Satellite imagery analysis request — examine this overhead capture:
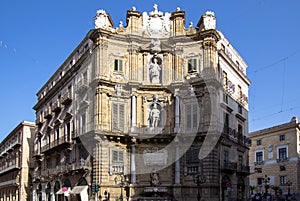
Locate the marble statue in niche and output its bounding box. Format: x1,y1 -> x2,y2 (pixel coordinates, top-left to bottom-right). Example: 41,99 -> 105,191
149,56 -> 162,84
149,103 -> 160,127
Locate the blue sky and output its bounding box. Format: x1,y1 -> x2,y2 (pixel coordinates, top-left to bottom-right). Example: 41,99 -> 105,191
0,0 -> 299,139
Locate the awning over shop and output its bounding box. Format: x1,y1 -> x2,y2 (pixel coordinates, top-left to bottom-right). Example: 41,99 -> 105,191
70,186 -> 88,201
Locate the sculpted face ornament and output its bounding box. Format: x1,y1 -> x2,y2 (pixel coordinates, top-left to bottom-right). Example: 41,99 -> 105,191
143,4 -> 171,38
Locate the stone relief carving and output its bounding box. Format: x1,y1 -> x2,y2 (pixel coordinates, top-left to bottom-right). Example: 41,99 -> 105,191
115,84 -> 122,96
203,11 -> 216,30
150,172 -> 161,187
95,10 -> 108,29
142,4 -> 170,38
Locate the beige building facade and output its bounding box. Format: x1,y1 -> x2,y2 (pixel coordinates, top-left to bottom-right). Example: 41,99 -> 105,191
32,5 -> 250,201
249,117 -> 300,197
0,121 -> 35,201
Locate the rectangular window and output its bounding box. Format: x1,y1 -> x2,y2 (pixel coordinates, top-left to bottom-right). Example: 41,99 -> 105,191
278,148 -> 287,159
238,104 -> 243,114
80,113 -> 86,134
223,93 -> 228,104
55,127 -> 60,140
188,58 -> 197,73
279,135 -> 285,141
186,103 -> 199,130
224,150 -> 229,162
280,176 -> 286,185
114,59 -> 123,72
238,155 -> 243,168
112,103 -> 125,131
256,152 -> 263,162
223,71 -> 228,87
110,150 -> 124,174
223,112 -> 229,131
185,148 -> 201,175
112,150 -> 124,163
257,140 -> 262,146
238,85 -> 242,99
65,121 -> 71,141
257,178 -> 263,185
280,166 -> 286,171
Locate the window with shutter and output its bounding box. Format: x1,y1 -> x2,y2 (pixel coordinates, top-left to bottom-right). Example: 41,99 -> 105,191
185,103 -> 199,131
112,103 -> 125,131
111,149 -> 124,174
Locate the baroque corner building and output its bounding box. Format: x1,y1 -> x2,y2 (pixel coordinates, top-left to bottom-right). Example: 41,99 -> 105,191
32,5 -> 251,201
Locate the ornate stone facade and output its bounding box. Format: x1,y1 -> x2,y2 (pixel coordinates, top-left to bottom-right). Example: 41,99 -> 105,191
32,5 -> 250,201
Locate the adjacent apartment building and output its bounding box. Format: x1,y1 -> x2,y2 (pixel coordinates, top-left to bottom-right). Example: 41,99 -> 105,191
249,117 -> 300,196
32,5 -> 251,201
0,121 -> 35,201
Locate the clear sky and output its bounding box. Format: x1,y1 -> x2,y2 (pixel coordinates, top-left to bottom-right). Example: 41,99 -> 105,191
0,0 -> 299,139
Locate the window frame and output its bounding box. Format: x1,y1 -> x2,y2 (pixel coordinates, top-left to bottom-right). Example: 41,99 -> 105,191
280,176 -> 286,185
187,58 -> 198,73
185,102 -> 199,131
185,148 -> 201,175
111,102 -> 126,132
277,146 -> 288,160
255,150 -> 264,162
279,134 -> 285,141
114,58 -> 124,72
257,139 -> 262,146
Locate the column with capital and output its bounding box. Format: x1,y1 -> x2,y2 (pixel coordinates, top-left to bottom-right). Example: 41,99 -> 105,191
174,95 -> 180,133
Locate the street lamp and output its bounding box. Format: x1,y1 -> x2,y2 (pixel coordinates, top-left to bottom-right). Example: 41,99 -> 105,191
263,175 -> 270,198
193,175 -> 206,201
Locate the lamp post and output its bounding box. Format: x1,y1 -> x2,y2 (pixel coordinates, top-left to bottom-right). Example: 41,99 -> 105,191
263,175 -> 270,198
193,175 -> 206,201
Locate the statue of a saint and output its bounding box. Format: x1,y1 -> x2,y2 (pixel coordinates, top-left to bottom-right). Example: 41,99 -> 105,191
149,57 -> 161,84
150,103 -> 160,127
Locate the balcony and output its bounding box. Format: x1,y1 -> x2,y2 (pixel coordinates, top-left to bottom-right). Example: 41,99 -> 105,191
254,161 -> 264,166
41,136 -> 71,154
221,161 -> 236,174
40,161 -> 91,178
44,107 -> 52,120
276,157 -> 289,163
236,165 -> 250,175
62,91 -> 72,105
0,164 -> 20,175
0,179 -> 17,187
51,100 -> 61,113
